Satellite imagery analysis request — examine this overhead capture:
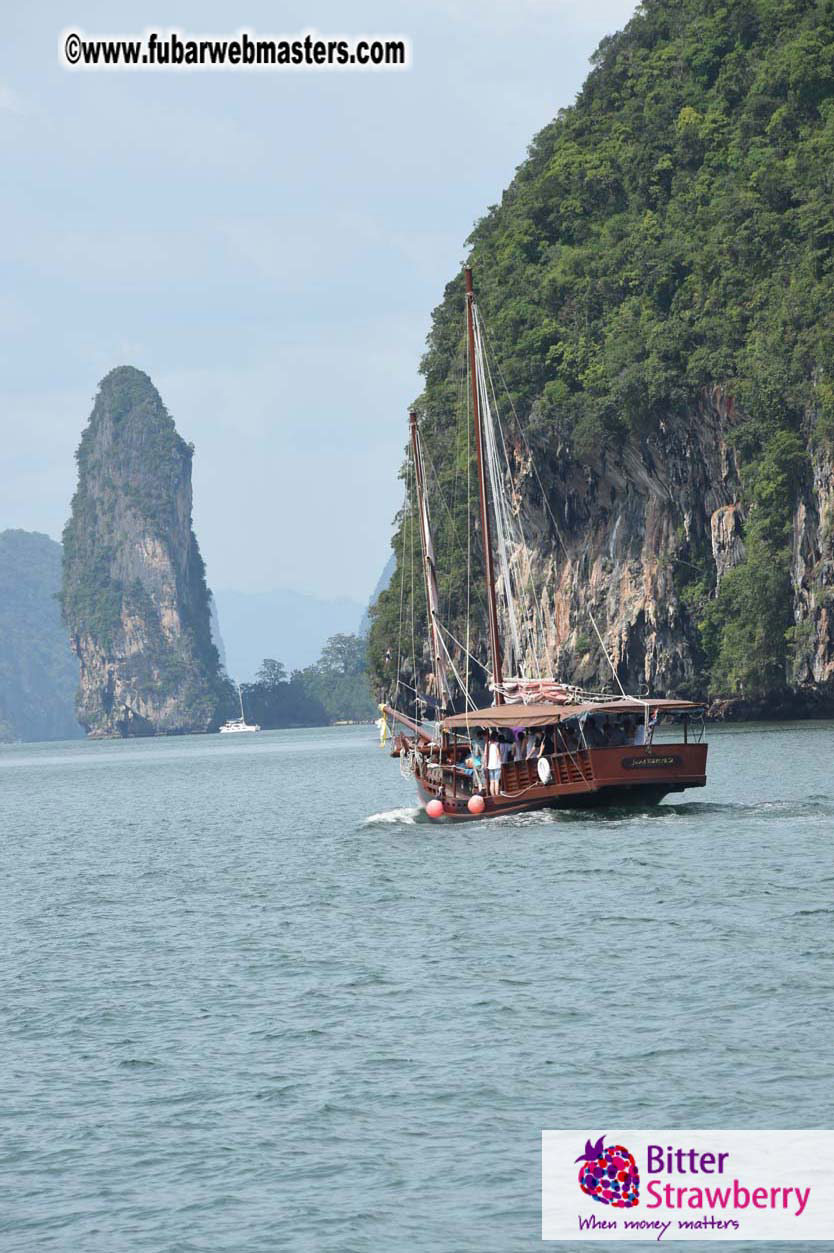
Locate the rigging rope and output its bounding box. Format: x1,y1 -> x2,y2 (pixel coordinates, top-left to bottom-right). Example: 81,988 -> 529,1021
480,315 -> 627,698
479,320 -> 550,675
475,308 -> 549,679
408,454 -> 419,720
413,421 -> 452,709
435,619 -> 478,712
474,307 -> 553,679
472,310 -> 525,672
464,347 -> 475,724
436,618 -> 490,675
445,348 -> 468,629
394,464 -> 408,706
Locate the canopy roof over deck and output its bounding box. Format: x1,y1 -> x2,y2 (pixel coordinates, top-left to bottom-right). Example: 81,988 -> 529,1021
440,698 -> 704,732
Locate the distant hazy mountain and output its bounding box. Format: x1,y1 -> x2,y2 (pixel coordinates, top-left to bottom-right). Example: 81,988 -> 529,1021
212,587 -> 364,681
209,593 -> 227,670
358,553 -> 396,637
0,530 -> 83,742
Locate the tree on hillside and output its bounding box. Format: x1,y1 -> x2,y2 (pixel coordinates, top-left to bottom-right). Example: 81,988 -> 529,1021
316,633 -> 367,677
301,633 -> 376,721
240,634 -> 374,727
255,658 -> 287,688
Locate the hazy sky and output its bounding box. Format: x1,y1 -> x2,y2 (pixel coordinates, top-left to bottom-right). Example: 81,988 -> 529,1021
2,0 -> 637,601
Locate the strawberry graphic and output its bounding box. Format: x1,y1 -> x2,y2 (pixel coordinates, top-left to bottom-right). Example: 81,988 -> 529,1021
576,1134 -> 640,1208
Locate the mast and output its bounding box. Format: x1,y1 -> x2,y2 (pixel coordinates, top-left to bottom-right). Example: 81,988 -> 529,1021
410,410 -> 452,711
464,266 -> 504,703
238,683 -> 245,721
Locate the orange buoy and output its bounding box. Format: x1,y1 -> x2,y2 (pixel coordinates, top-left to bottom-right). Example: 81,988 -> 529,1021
467,794 -> 485,815
426,798 -> 444,819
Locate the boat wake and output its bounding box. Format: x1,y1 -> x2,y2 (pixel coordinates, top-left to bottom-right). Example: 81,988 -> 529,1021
361,795 -> 834,832
362,806 -> 424,826
660,796 -> 834,819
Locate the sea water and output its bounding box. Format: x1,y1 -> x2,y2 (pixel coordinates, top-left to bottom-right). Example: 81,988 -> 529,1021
2,722 -> 834,1252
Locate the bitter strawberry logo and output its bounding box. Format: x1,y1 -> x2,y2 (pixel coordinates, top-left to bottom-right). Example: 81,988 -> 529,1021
576,1134 -> 640,1208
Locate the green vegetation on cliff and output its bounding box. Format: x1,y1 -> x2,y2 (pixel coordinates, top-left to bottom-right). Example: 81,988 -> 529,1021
370,0 -> 834,701
0,531 -> 82,742
700,429 -> 808,695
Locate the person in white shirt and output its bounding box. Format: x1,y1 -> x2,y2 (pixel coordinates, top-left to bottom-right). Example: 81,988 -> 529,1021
486,737 -> 502,796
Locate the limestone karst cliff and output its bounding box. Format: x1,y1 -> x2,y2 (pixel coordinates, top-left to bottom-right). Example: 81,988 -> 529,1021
368,0 -> 834,717
62,367 -> 228,736
489,387 -> 834,715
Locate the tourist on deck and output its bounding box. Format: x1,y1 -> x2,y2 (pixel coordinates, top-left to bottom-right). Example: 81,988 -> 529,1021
514,731 -> 527,761
526,733 -> 541,760
486,737 -> 502,797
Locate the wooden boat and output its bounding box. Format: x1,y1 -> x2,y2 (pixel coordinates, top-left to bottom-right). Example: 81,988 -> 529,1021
387,698 -> 707,819
380,267 -> 708,819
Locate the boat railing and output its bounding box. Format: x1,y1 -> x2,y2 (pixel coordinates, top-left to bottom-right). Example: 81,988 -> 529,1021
549,748 -> 594,786
500,749 -> 593,792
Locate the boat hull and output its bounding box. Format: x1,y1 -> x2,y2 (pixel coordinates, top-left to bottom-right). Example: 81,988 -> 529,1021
414,742 -> 707,821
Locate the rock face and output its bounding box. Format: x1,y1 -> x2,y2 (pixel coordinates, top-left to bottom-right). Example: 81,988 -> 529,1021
62,367 -> 227,736
0,530 -> 83,742
371,383 -> 834,718
508,388 -> 834,712
503,389 -> 738,698
792,443 -> 834,693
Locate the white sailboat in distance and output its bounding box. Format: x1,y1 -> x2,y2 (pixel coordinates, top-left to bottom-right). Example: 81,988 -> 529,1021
219,683 -> 261,734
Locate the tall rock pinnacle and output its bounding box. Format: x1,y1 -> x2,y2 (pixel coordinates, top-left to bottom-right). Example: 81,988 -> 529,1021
62,366 -> 227,736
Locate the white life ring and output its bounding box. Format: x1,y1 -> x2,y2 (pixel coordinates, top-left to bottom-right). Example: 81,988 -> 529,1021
537,756 -> 552,784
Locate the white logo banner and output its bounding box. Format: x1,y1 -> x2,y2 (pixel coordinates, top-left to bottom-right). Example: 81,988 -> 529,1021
542,1130 -> 834,1241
